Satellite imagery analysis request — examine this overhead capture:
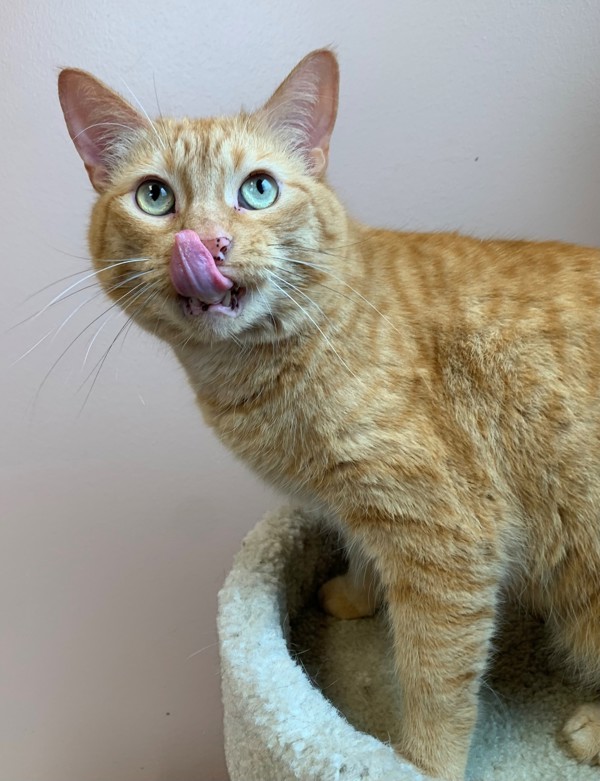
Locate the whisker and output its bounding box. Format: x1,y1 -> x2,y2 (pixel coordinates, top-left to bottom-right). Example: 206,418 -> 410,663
152,72 -> 176,160
52,289 -> 104,341
82,315 -> 115,367
10,258 -> 150,331
22,269 -> 95,304
78,287 -> 160,412
269,236 -> 375,257
278,255 -> 401,336
34,280 -> 151,403
81,285 -> 159,386
13,289 -> 106,364
269,278 -> 358,380
186,642 -> 218,661
23,256 -> 150,304
120,77 -> 167,152
10,328 -> 55,367
72,121 -> 144,141
50,270 -> 153,343
270,271 -> 342,344
152,72 -> 164,123
255,288 -> 279,358
79,321 -> 131,412
118,313 -> 139,357
35,241 -> 92,262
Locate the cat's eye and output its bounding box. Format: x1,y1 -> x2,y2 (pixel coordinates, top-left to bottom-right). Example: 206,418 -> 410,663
135,179 -> 176,216
238,173 -> 279,210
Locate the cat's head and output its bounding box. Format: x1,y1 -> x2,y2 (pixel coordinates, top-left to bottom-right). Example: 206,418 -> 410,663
58,50 -> 348,347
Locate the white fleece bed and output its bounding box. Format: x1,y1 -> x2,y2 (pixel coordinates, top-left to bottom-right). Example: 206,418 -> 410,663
218,506 -> 597,781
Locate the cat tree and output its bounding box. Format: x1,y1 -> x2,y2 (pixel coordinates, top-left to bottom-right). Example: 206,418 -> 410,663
218,506 -> 596,780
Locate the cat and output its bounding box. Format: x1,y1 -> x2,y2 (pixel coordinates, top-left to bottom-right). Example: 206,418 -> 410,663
58,49 -> 600,780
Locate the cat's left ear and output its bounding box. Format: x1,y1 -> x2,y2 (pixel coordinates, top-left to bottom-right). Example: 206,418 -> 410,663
260,49 -> 339,177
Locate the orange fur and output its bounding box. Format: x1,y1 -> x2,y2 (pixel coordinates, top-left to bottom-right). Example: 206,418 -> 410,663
59,51 -> 600,779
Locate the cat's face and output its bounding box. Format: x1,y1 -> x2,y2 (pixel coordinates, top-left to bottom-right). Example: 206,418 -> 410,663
59,50 -> 345,347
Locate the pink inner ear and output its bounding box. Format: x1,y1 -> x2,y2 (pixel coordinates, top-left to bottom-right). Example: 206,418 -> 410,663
58,69 -> 146,191
301,52 -> 339,150
261,49 -> 339,172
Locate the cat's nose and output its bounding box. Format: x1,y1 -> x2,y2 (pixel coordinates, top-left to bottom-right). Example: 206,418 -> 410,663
200,236 -> 232,263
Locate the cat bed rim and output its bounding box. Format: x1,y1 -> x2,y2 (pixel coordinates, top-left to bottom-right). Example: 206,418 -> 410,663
218,505 -> 427,781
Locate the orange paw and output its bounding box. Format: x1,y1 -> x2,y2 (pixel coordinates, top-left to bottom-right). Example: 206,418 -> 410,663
318,574 -> 377,619
562,703 -> 600,765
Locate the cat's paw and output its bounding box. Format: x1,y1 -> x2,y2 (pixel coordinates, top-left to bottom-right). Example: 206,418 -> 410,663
318,574 -> 377,619
562,703 -> 600,764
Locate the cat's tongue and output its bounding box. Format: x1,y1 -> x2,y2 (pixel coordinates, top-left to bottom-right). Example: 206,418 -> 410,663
170,229 -> 233,303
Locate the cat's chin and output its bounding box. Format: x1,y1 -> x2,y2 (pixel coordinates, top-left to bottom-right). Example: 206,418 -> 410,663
179,286 -> 246,320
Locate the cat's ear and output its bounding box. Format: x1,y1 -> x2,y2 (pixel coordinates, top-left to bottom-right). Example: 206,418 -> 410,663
260,49 -> 339,177
58,69 -> 147,192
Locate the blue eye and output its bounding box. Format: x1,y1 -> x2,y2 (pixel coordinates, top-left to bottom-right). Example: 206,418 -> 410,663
135,179 -> 175,215
238,173 -> 278,210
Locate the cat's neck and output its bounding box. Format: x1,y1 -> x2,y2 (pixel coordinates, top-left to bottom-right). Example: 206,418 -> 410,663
171,217 -> 421,405
173,330 -> 315,411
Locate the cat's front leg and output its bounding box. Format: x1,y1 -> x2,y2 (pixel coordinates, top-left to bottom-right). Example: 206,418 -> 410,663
357,516 -> 500,781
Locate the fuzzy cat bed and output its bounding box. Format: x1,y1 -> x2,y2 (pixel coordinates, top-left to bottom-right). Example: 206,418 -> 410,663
218,507 -> 597,781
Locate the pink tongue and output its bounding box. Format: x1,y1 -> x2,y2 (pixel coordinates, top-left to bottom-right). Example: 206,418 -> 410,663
170,229 -> 233,303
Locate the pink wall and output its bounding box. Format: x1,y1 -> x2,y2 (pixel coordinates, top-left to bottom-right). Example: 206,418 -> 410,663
2,2 -> 600,779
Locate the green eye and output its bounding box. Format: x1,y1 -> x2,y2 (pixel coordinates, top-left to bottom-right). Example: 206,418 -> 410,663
238,173 -> 278,210
135,179 -> 175,216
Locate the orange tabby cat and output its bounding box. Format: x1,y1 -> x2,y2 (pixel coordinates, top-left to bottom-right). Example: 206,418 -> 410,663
58,50 -> 600,780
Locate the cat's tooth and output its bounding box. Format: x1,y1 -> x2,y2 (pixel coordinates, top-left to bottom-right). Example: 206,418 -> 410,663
221,290 -> 232,307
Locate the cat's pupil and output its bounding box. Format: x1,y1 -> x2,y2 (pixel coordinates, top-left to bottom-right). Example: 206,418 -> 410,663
256,178 -> 267,195
149,183 -> 162,201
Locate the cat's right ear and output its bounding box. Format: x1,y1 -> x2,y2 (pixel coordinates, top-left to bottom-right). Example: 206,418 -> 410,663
58,69 -> 147,192
260,49 -> 340,177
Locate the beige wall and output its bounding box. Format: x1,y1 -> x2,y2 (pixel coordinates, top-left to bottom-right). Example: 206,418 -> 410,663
3,2 -> 600,779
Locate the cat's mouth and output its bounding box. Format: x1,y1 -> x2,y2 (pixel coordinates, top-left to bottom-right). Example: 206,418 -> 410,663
171,230 -> 246,320
179,285 -> 246,319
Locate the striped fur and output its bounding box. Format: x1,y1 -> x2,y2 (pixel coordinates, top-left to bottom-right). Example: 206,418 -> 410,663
61,50 -> 600,779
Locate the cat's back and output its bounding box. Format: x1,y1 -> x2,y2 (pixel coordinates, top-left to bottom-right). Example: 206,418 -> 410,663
365,227 -> 600,325
355,227 -> 600,395
348,227 -> 600,483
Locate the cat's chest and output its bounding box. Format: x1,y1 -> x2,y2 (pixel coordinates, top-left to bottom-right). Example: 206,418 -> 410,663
177,344 -> 349,492
202,380 -> 340,491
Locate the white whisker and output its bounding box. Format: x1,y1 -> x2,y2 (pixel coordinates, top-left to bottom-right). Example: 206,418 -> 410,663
72,121 -> 144,141
283,256 -> 401,336
269,277 -> 359,380
24,256 -> 149,304
270,270 -> 334,327
10,329 -> 54,366
35,279 -> 151,403
51,269 -> 153,343
83,315 -> 115,367
16,258 -> 149,329
120,77 -> 167,152
77,286 -> 160,411
22,269 -> 92,304
52,290 -> 104,341
186,642 -> 218,661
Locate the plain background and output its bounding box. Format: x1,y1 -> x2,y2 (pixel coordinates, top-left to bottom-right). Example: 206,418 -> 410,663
3,2 -> 600,780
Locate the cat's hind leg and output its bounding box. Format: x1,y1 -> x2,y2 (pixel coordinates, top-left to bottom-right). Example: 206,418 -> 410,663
319,544 -> 380,619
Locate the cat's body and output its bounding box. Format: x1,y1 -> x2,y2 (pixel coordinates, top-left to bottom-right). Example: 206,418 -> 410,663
59,51 -> 600,780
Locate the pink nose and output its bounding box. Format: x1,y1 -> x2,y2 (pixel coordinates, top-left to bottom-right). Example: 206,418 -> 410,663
201,236 -> 231,263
